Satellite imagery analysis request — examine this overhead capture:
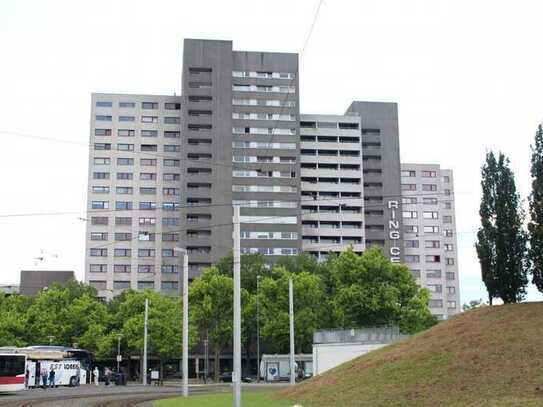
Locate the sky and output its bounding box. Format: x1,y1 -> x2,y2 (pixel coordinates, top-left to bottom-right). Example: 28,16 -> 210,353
1,0 -> 542,305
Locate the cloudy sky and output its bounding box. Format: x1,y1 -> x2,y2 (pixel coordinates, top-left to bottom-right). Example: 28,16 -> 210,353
1,0 -> 542,304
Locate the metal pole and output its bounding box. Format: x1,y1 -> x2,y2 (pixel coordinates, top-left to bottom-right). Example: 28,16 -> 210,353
117,335 -> 121,372
289,278 -> 295,385
233,205 -> 242,407
183,251 -> 189,398
204,336 -> 208,384
256,275 -> 260,383
143,298 -> 148,385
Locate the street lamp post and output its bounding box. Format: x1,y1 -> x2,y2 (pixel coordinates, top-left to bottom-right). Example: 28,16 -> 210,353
256,275 -> 261,383
116,334 -> 122,373
174,247 -> 189,398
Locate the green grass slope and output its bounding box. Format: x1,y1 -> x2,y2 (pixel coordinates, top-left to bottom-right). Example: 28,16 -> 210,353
281,302 -> 543,407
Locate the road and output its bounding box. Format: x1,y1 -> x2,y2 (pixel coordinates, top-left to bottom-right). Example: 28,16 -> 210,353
0,383 -> 286,407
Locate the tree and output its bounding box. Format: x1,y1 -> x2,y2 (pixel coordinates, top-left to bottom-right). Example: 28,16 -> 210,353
462,298 -> 488,311
259,267 -> 325,353
0,294 -> 32,346
190,267 -> 251,380
329,248 -> 436,334
216,252 -> 271,294
476,151 -> 528,304
529,125 -> 543,292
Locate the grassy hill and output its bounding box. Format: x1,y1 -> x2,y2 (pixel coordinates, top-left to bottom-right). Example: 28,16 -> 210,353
280,302 -> 543,407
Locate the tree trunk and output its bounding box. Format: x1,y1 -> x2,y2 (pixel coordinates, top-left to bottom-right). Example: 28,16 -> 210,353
489,295 -> 493,306
160,359 -> 164,385
213,348 -> 220,382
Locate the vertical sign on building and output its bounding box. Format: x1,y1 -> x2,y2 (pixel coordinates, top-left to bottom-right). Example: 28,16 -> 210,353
388,200 -> 401,262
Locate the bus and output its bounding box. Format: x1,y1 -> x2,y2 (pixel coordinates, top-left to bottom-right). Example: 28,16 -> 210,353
0,353 -> 26,392
0,346 -> 91,388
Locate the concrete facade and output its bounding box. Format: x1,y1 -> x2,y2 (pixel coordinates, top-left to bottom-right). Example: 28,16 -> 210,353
20,270 -> 75,296
401,163 -> 460,318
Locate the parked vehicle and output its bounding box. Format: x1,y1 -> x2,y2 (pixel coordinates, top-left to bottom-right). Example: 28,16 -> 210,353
0,353 -> 26,392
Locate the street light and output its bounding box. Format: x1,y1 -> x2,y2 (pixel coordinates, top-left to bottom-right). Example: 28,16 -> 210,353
174,247 -> 189,398
256,275 -> 261,383
116,334 -> 123,373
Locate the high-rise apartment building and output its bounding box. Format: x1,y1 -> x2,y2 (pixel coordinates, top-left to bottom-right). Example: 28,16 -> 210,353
400,164 -> 460,318
85,39 -> 460,314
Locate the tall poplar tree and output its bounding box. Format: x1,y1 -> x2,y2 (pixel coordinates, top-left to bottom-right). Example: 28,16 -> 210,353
476,151 -> 528,303
529,125 -> 543,292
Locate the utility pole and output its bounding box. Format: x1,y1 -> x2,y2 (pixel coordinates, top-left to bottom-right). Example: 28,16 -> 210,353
182,250 -> 189,398
233,205 -> 242,407
289,278 -> 295,385
174,247 -> 190,398
203,335 -> 209,384
116,334 -> 122,373
256,275 -> 261,383
143,298 -> 148,385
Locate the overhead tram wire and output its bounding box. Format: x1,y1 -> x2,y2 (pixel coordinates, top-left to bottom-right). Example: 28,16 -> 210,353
0,190 -> 460,219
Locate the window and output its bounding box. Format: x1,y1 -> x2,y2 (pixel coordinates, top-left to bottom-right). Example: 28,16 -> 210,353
114,248 -> 131,257
119,116 -> 135,122
401,170 -> 416,177
142,102 -> 158,109
162,233 -> 179,242
91,201 -> 109,209
411,269 -> 421,278
426,255 -> 441,263
404,240 -> 419,248
422,184 -> 437,191
117,143 -> 134,151
401,184 -> 416,191
164,159 -> 180,167
163,217 -> 179,226
91,216 -> 108,225
446,258 -> 455,265
443,176 -> 450,183
117,172 -> 133,180
96,101 -> 112,107
118,129 -> 135,137
164,131 -> 180,138
141,116 -> 158,123
165,102 -> 181,110
162,281 -> 178,290
429,300 -> 443,308
114,232 -> 132,241
138,265 -> 155,273
140,187 -> 156,195
162,202 -> 180,211
115,217 -> 132,225
446,272 -> 455,280
117,158 -> 134,166
447,286 -> 456,294
140,130 -> 157,138
444,189 -> 451,196
90,248 -> 107,257
424,226 -> 440,234
443,215 -> 453,223
92,186 -> 110,194
96,115 -> 112,121
114,264 -> 131,273
447,301 -> 457,309
140,159 -> 157,166
445,243 -> 454,251
404,225 -> 419,234
95,129 -> 112,136
94,143 -> 111,150
162,249 -> 176,257
402,197 -> 417,204
115,201 -> 133,210
444,229 -> 453,237
423,211 -> 439,219
427,270 -> 442,278
402,211 -> 418,219
136,281 -> 154,290
163,173 -> 180,181
162,265 -> 179,273
423,198 -> 438,205
425,240 -> 440,248
138,249 -> 155,258
422,170 -> 437,177
163,188 -> 179,196
119,101 -> 136,108
141,144 -> 158,152
164,117 -> 180,124
139,217 -> 156,225
428,284 -> 442,293
90,232 -> 107,241
90,264 -> 107,273
93,157 -> 110,165
89,280 -> 107,289
164,145 -> 180,152
444,202 -> 452,209
140,172 -> 157,180
405,255 -> 420,263
139,202 -> 156,210
113,281 -> 130,290
116,186 -> 133,195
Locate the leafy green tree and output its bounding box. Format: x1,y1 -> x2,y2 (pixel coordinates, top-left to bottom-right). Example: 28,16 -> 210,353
476,151 -> 528,304
462,298 -> 488,311
259,267 -> 325,353
529,125 -> 543,292
216,252 -> 271,294
328,248 -> 436,334
0,294 -> 33,346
